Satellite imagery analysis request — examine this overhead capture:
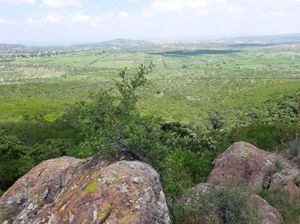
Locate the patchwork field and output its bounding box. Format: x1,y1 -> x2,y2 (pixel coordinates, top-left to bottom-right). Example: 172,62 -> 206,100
1,42 -> 300,130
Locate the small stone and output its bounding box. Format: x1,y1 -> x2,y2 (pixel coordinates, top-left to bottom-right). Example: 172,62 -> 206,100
132,177 -> 139,184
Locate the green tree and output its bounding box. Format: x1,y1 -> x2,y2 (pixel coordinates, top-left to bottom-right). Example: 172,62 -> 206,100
0,135 -> 33,191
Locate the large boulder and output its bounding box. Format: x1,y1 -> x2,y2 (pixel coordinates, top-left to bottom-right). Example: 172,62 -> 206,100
208,142 -> 280,192
0,156 -> 82,223
0,155 -> 170,224
174,142 -> 289,224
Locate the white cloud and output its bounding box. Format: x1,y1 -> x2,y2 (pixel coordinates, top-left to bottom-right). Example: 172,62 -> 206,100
140,8 -> 155,18
45,14 -> 101,26
152,0 -> 184,11
0,0 -> 35,4
43,0 -> 82,8
146,0 -> 258,16
72,14 -> 102,26
187,0 -> 209,9
150,0 -> 286,12
151,0 -> 214,11
0,18 -> 19,24
118,11 -> 129,18
46,15 -> 68,22
71,14 -> 91,23
27,17 -> 37,24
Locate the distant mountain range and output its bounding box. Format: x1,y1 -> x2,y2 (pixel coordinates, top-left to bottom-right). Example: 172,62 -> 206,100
72,38 -> 156,49
1,34 -> 300,50
225,33 -> 300,44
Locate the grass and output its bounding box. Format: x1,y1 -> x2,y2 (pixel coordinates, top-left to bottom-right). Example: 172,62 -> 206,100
1,44 -> 300,132
260,190 -> 300,224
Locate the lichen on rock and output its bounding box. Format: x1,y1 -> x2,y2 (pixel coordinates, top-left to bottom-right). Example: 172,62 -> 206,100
0,155 -> 170,224
207,141 -> 281,192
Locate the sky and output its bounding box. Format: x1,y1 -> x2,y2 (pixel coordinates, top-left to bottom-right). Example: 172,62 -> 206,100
0,0 -> 300,45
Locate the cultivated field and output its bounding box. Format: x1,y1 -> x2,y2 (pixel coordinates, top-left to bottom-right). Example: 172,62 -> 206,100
1,41 -> 300,130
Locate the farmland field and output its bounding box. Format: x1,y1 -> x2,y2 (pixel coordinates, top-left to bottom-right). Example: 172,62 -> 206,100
1,41 -> 300,129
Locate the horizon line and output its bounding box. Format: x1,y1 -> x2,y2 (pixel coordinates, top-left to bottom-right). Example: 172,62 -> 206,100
1,32 -> 300,47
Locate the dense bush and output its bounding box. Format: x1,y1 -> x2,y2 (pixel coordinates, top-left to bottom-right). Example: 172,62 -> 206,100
30,139 -> 75,163
225,122 -> 300,151
0,118 -> 78,146
288,139 -> 300,157
0,135 -> 33,191
202,187 -> 258,224
260,190 -> 300,224
170,187 -> 258,224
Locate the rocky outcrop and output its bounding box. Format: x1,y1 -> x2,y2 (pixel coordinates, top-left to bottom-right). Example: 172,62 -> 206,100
208,141 -> 281,192
0,155 -> 170,224
176,142 -> 297,224
207,142 -> 300,199
0,157 -> 82,224
1,141 -> 299,224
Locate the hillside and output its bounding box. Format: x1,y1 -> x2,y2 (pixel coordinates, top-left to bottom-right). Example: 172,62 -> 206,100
225,33 -> 300,44
0,38 -> 300,223
71,39 -> 157,51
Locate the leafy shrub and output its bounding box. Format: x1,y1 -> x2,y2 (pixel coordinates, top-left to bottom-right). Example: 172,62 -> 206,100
288,140 -> 300,157
169,202 -> 201,224
0,118 -> 77,146
161,149 -> 204,197
62,64 -> 155,158
227,122 -> 300,151
208,112 -> 225,131
274,159 -> 284,173
202,187 -> 258,224
160,133 -> 216,198
260,190 -> 300,224
265,95 -> 299,123
171,187 -> 258,224
31,139 -> 75,163
0,135 -> 33,190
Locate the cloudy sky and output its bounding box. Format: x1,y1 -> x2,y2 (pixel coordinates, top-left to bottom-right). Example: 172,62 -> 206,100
0,0 -> 300,44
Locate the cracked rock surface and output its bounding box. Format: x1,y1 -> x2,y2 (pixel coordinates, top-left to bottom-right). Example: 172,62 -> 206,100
177,142 -> 300,224
208,141 -> 281,192
0,155 -> 170,224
